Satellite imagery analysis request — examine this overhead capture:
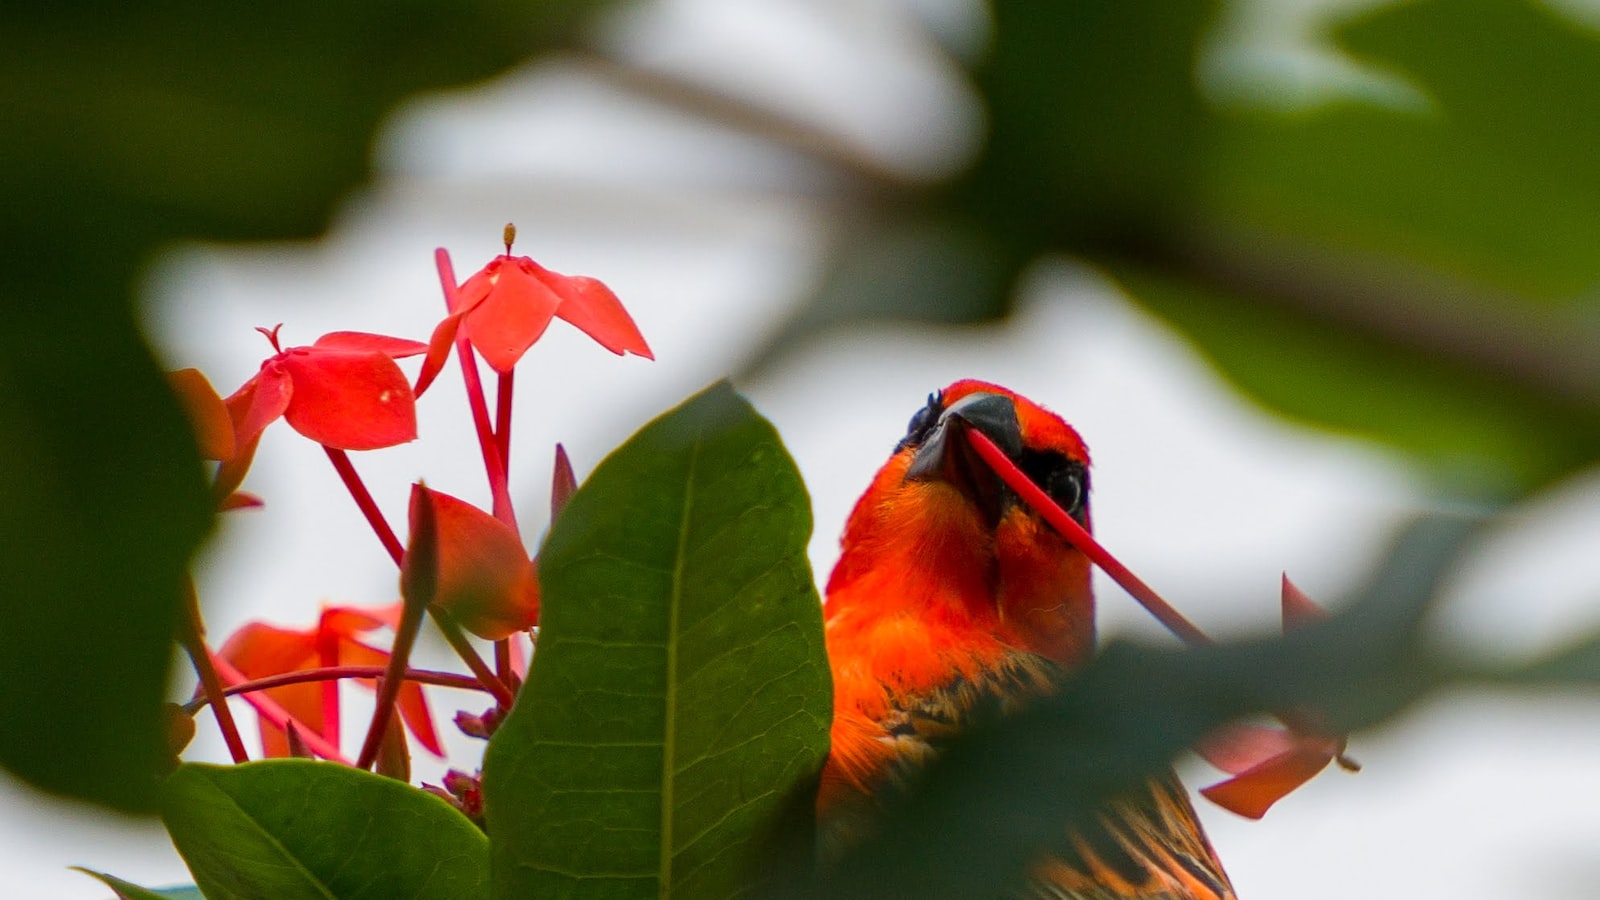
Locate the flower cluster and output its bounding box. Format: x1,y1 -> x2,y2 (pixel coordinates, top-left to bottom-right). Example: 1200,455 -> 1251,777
170,226 -> 649,776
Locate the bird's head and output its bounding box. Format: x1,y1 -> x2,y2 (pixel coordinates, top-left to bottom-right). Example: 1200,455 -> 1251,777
827,380 -> 1095,666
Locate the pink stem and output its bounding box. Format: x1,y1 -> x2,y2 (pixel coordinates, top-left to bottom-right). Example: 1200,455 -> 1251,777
432,609 -> 517,709
211,654 -> 352,765
183,665 -> 487,713
434,249 -> 518,532
964,429 -> 1213,648
323,446 -> 404,566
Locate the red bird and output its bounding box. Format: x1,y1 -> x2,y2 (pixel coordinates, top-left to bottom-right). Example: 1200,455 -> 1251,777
820,380 -> 1234,899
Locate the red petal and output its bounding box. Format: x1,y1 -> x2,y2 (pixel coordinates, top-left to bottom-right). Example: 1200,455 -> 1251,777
408,485 -> 537,640
1282,574 -> 1329,632
313,331 -> 428,359
167,368 -> 235,460
451,258 -> 497,315
540,266 -> 653,359
413,311 -> 463,398
226,365 -> 293,448
317,604 -> 388,641
462,259 -> 561,373
213,432 -> 261,507
1196,723 -> 1300,775
278,349 -> 418,450
1200,737 -> 1340,819
215,622 -> 321,757
219,491 -> 264,511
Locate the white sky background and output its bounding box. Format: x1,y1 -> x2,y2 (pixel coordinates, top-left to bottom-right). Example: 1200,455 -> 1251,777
7,0 -> 1600,896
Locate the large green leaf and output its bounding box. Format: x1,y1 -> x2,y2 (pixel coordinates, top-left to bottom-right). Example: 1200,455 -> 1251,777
484,381 -> 831,899
0,0 -> 621,811
162,760 -> 489,900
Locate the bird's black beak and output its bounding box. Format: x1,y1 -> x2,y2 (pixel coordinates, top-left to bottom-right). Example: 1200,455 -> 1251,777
905,392 -> 1022,524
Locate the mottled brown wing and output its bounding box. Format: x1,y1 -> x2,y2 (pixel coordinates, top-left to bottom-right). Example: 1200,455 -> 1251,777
868,651 -> 1235,900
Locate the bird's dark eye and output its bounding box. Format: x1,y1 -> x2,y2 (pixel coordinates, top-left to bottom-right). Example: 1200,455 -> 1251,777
1017,450 -> 1088,521
896,390 -> 945,452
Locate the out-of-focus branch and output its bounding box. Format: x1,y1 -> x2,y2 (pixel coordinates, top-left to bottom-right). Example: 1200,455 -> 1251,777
568,49 -> 916,192
1134,224 -> 1600,407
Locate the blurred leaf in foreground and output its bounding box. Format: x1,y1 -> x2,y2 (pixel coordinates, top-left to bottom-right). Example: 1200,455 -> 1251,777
802,515 -> 1474,899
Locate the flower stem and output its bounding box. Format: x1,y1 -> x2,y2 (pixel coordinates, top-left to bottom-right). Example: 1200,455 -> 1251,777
495,638 -> 513,690
182,665 -> 486,715
964,428 -> 1212,647
357,583 -> 431,771
431,609 -> 516,709
323,446 -> 404,566
210,654 -> 351,764
435,249 -> 519,532
496,370 -> 514,480
176,578 -> 249,763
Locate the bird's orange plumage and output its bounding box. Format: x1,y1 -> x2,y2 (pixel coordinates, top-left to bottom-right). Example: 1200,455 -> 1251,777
819,380 -> 1234,899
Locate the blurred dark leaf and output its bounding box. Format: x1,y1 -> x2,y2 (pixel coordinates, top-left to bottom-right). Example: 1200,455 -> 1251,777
753,0 -> 1600,491
801,514 -> 1474,899
0,0 -> 623,811
163,760 -> 488,899
1205,0 -> 1600,298
1109,263 -> 1600,490
1509,632 -> 1600,685
484,382 -> 831,899
955,0 -> 1219,242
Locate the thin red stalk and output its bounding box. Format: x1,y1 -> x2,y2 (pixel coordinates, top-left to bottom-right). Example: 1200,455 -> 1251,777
435,249 -> 518,531
177,579 -> 249,763
496,370 -> 514,478
431,608 -> 516,709
357,591 -> 431,771
182,665 -> 487,714
495,638 -> 513,690
965,428 -> 1213,648
316,627 -> 340,749
211,654 -> 351,765
323,446 -> 404,565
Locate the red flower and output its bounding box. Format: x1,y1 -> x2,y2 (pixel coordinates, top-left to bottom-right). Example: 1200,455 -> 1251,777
405,485 -> 538,641
1196,576 -> 1352,818
416,239 -> 651,390
227,326 -> 427,451
167,368 -> 264,510
215,603 -> 443,759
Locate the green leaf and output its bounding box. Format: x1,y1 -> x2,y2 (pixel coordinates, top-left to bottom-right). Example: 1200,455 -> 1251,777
74,868 -> 205,900
162,760 -> 489,900
0,0 -> 623,812
485,381 -> 831,900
